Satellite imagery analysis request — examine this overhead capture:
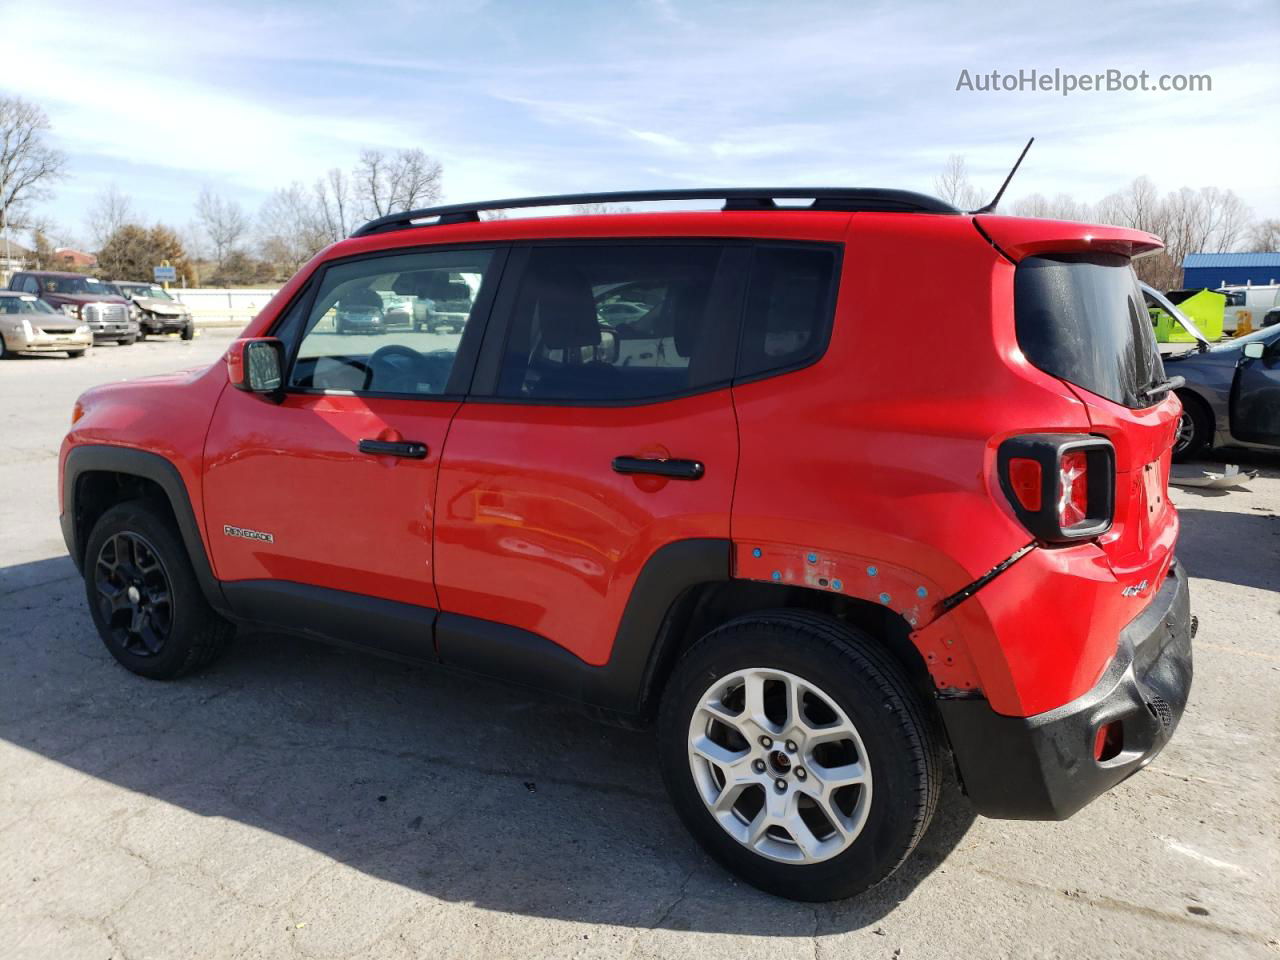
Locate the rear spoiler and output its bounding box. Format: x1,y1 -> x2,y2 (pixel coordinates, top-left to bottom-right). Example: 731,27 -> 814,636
974,215 -> 1163,262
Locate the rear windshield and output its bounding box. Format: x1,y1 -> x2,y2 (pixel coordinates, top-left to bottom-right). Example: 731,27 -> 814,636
1015,253 -> 1165,408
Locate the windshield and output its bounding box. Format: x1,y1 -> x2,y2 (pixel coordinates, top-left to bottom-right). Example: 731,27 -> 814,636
1015,253 -> 1166,408
123,284 -> 172,300
40,276 -> 113,296
0,296 -> 57,315
1212,325 -> 1280,352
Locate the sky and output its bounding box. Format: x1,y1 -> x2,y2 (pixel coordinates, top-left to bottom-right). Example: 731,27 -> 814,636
3,0 -> 1278,248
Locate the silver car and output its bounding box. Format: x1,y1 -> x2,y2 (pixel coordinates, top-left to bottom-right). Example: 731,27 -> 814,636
1146,284 -> 1280,460
0,291 -> 93,359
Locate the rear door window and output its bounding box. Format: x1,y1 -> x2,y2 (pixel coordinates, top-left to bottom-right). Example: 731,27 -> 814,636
1015,253 -> 1166,408
495,244 -> 738,403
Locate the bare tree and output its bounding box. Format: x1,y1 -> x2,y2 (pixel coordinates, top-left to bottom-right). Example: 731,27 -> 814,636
196,187 -> 250,268
314,167 -> 352,242
1246,218 -> 1280,253
258,183 -> 329,276
570,203 -> 634,215
0,96 -> 68,240
86,183 -> 134,251
1010,193 -> 1094,222
354,148 -> 443,219
933,154 -> 983,210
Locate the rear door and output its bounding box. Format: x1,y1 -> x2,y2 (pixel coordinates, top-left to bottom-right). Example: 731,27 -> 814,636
1230,329 -> 1280,445
432,242 -> 744,668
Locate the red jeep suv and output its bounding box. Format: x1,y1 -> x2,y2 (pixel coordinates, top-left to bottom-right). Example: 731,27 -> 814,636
60,188 -> 1192,901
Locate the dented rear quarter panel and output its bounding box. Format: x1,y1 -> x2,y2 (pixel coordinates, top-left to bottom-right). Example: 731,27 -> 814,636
729,213 -> 1129,716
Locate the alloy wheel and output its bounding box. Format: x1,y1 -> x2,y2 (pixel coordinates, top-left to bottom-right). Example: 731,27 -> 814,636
1175,411 -> 1195,454
93,532 -> 174,656
686,667 -> 872,864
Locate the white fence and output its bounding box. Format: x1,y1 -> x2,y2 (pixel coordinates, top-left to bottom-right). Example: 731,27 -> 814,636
170,288 -> 281,327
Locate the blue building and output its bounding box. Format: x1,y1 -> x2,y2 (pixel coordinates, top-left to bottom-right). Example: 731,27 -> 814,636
1182,253 -> 1280,289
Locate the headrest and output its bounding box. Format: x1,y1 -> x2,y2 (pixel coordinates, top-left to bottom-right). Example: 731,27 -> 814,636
530,262 -> 600,350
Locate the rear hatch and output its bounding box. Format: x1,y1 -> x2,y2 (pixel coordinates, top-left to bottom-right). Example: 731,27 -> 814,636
992,225 -> 1180,598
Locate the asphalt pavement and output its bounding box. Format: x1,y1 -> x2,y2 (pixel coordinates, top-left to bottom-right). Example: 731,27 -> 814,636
0,330 -> 1277,959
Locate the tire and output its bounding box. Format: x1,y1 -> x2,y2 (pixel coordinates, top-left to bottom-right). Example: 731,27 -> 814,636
68,350 -> 86,358
1173,391 -> 1213,462
119,336 -> 137,346
83,501 -> 235,680
658,610 -> 940,901
0,335 -> 10,359
181,323 -> 194,341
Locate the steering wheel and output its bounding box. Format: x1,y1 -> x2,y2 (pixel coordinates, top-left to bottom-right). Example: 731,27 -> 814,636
366,343 -> 427,393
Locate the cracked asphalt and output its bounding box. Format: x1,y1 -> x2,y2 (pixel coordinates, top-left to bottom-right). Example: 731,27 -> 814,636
1,330 -> 1277,959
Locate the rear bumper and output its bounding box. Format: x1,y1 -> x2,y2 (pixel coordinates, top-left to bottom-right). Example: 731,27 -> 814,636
938,559 -> 1192,820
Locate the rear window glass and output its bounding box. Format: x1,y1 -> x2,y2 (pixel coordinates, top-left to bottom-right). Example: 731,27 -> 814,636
737,246 -> 839,380
1015,253 -> 1165,408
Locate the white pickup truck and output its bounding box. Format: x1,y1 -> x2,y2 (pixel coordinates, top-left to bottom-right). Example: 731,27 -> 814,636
1217,284 -> 1280,333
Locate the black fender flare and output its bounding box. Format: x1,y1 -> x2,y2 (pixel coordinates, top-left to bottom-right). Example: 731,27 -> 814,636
62,444 -> 230,616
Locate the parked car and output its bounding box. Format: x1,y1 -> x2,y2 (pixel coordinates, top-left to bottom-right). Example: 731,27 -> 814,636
1152,286 -> 1280,459
61,188 -> 1192,902
1216,284 -> 1280,334
333,287 -> 386,334
111,281 -> 195,340
398,271 -> 473,333
7,271 -> 138,345
0,291 -> 93,358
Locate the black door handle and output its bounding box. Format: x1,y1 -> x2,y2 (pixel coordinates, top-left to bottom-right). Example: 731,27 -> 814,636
612,456 -> 705,480
359,439 -> 428,459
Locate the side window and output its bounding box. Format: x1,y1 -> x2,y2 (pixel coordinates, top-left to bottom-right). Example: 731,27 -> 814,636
737,246 -> 839,380
496,245 -> 732,402
22,276 -> 40,295
289,248 -> 495,396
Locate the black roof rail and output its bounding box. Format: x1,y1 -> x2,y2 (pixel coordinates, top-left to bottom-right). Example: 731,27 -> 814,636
350,187 -> 959,237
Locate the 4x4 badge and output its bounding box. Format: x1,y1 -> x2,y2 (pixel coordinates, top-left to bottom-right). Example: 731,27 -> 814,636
1121,579 -> 1149,597
223,524 -> 274,544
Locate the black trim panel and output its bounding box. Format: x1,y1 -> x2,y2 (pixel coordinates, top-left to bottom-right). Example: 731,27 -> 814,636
222,580 -> 437,661
435,538 -> 731,715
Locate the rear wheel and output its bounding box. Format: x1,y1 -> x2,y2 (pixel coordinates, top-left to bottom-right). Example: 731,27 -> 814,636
84,501 -> 234,679
1173,391 -> 1213,462
0,336 -> 10,359
658,610 -> 939,901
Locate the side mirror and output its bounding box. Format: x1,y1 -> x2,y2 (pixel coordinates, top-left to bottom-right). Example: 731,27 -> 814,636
227,338 -> 285,397
1242,341 -> 1265,360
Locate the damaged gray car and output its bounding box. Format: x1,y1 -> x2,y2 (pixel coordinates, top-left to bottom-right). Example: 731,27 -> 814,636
1145,283 -> 1280,461
110,282 -> 195,340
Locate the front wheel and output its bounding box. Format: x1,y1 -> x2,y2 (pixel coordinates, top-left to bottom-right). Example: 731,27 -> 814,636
119,335 -> 137,346
1173,391 -> 1213,462
84,501 -> 235,679
658,610 -> 940,901
68,349 -> 87,358
181,323 -> 194,341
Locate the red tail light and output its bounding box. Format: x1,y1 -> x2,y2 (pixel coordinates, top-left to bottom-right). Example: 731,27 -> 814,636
1008,458 -> 1043,511
998,435 -> 1115,543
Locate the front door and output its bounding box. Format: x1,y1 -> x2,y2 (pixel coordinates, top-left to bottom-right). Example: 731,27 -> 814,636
433,242 -> 744,667
1231,329 -> 1280,446
203,246 -> 505,634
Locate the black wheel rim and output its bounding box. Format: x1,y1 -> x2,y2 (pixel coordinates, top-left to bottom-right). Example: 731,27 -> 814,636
94,532 -> 174,656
